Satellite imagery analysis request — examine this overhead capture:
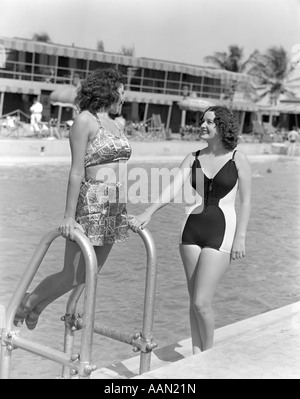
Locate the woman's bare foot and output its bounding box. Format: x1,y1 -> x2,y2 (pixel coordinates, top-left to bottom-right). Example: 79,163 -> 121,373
25,309 -> 40,330
13,293 -> 31,327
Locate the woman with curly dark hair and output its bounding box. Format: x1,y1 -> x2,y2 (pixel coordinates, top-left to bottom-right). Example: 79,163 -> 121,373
14,68 -> 132,329
130,105 -> 252,353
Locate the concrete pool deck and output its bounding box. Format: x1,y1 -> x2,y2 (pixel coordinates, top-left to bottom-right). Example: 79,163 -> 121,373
91,301 -> 300,379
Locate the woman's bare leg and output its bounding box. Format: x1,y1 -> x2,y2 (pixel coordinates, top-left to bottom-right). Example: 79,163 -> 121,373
179,243 -> 204,353
193,248 -> 231,350
15,241 -> 112,328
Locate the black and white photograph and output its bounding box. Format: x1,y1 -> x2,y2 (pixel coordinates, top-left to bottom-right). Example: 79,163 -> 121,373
0,0 -> 299,383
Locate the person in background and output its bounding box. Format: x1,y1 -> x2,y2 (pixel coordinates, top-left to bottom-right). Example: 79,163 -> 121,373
30,97 -> 43,134
48,118 -> 62,139
287,126 -> 299,156
130,106 -> 252,353
13,68 -> 131,330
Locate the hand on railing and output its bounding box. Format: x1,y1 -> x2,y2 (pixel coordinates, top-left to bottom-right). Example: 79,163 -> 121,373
58,217 -> 85,241
128,213 -> 152,232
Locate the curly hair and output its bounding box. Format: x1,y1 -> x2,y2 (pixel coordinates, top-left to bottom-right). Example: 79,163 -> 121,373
202,106 -> 240,150
76,68 -> 126,114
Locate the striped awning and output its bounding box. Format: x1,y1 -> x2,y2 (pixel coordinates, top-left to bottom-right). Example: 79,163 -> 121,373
0,36 -> 253,84
177,97 -> 214,111
124,91 -> 174,105
229,100 -> 259,112
49,87 -> 174,107
257,107 -> 280,116
257,102 -> 300,114
0,78 -> 40,95
177,96 -> 258,112
272,102 -> 300,114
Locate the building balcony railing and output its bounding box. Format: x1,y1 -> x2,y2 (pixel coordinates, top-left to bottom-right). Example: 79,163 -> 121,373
0,69 -> 224,101
0,58 -> 228,100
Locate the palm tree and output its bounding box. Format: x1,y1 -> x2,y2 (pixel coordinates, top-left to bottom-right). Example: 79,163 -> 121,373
204,45 -> 296,105
204,45 -> 256,73
32,33 -> 51,42
247,46 -> 295,105
96,40 -> 105,52
120,45 -> 135,57
204,45 -> 258,102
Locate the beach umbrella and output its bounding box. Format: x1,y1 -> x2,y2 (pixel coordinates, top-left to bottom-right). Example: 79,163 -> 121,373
177,96 -> 215,128
50,86 -> 78,108
50,85 -> 79,126
177,97 -> 214,112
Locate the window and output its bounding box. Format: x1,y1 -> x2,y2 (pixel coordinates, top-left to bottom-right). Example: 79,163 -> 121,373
202,77 -> 222,98
165,71 -> 181,95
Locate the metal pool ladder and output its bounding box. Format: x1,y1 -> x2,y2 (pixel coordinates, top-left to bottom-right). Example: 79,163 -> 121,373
0,227 -> 158,379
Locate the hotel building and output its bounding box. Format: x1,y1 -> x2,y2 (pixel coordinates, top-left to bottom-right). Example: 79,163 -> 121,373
0,36 -> 258,134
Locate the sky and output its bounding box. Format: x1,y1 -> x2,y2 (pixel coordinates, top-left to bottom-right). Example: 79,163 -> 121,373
0,0 -> 300,66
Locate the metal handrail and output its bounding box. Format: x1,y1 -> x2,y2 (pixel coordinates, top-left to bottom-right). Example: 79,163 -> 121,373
137,227 -> 158,373
0,229 -> 98,379
0,226 -> 158,379
61,226 -> 158,378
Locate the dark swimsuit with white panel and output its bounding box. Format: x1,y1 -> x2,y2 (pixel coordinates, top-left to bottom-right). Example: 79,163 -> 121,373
75,115 -> 132,246
180,149 -> 238,253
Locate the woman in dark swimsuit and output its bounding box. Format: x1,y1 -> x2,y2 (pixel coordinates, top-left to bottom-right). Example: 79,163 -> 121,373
130,106 -> 252,353
14,68 -> 131,329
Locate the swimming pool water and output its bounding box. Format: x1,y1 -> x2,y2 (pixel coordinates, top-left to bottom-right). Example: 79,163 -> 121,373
0,157 -> 299,378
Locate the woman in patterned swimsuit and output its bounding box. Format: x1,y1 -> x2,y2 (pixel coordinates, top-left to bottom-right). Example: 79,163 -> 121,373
130,106 -> 252,353
14,68 -> 131,329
